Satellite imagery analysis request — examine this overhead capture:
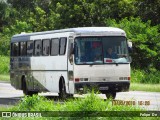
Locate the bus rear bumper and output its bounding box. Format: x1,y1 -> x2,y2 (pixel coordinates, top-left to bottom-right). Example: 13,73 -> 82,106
75,81 -> 130,93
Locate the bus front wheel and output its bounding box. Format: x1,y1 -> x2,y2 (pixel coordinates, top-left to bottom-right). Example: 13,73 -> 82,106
59,79 -> 67,100
105,92 -> 116,99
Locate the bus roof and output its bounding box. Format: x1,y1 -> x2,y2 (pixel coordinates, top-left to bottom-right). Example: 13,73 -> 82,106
12,27 -> 125,38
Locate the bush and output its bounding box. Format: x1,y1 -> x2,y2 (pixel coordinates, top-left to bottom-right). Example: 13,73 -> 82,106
131,69 -> 160,84
0,55 -> 9,74
0,35 -> 10,56
10,95 -> 54,111
8,93 -> 143,119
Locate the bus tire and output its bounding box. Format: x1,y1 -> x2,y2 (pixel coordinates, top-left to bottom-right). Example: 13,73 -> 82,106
59,79 -> 67,100
22,77 -> 29,95
105,92 -> 116,99
22,77 -> 37,96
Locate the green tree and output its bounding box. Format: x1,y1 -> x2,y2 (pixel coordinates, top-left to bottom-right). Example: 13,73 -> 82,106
0,0 -> 11,32
49,0 -> 136,28
0,33 -> 10,55
6,0 -> 58,32
135,0 -> 160,25
0,0 -> 159,71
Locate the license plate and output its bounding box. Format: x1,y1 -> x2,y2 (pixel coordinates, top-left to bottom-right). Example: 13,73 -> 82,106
99,86 -> 109,90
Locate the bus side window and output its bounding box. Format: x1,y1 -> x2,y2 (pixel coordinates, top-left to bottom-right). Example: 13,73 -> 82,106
12,42 -> 19,56
27,41 -> 33,56
20,42 -> 26,56
51,38 -> 59,56
60,37 -> 67,55
34,40 -> 42,56
42,39 -> 50,56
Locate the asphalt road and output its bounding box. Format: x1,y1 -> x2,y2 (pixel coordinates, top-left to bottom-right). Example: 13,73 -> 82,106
0,82 -> 159,110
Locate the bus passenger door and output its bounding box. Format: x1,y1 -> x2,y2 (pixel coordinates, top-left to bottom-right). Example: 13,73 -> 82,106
67,38 -> 74,94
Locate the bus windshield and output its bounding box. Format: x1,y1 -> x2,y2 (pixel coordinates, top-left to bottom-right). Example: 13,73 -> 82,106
75,36 -> 130,64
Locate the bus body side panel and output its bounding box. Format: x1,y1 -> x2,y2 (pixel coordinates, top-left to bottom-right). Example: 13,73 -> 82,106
28,32 -> 71,93
10,57 -> 34,90
30,56 -> 68,93
10,32 -> 73,94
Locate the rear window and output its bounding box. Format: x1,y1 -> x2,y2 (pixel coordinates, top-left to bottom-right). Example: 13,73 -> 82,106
11,42 -> 19,56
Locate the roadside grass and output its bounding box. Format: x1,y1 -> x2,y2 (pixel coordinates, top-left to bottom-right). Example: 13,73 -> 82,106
0,105 -> 13,112
10,92 -> 142,112
0,92 -> 149,120
130,69 -> 160,92
131,69 -> 160,84
0,55 -> 10,82
130,83 -> 160,92
0,74 -> 10,82
0,93 -> 159,120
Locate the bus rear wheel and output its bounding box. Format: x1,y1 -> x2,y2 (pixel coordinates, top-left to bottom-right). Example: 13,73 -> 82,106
105,92 -> 116,99
22,78 -> 37,96
59,79 -> 67,100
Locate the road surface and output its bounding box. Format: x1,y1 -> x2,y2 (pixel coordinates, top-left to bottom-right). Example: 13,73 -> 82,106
0,82 -> 159,110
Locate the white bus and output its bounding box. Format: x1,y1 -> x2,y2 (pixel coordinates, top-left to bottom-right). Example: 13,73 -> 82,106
10,27 -> 131,99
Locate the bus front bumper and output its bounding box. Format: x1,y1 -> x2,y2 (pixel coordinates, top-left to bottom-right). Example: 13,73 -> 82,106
75,81 -> 130,93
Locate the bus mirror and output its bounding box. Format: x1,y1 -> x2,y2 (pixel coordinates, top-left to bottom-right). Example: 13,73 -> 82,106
127,41 -> 132,53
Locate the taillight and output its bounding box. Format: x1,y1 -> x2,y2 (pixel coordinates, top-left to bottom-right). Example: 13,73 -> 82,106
128,77 -> 130,80
75,78 -> 80,82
